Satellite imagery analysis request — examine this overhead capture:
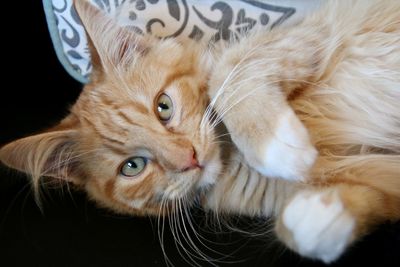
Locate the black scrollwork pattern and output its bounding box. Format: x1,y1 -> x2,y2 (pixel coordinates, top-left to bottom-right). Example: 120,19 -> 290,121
193,2 -> 234,42
48,0 -> 320,82
145,0 -> 189,38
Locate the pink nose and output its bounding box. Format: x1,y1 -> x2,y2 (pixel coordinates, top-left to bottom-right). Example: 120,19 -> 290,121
181,150 -> 201,172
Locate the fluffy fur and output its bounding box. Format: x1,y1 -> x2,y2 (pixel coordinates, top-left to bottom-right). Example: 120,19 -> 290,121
1,0 -> 399,263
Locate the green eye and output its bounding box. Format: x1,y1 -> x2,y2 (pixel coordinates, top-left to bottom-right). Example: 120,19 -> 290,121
120,157 -> 147,177
156,93 -> 174,122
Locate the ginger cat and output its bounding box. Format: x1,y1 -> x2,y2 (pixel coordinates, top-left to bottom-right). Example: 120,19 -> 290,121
1,0 -> 399,263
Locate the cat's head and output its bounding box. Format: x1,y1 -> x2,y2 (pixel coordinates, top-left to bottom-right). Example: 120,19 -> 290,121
0,1 -> 221,216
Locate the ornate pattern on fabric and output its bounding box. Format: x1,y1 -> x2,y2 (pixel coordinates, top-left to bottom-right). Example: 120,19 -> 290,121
46,0 -> 322,83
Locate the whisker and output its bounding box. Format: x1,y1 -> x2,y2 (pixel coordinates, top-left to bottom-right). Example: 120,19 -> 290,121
170,200 -> 202,267
200,42 -> 268,135
181,197 -> 232,262
157,198 -> 174,267
178,198 -> 219,265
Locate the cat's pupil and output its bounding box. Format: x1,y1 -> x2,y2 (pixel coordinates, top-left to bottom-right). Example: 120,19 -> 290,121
158,103 -> 169,110
128,161 -> 137,169
121,157 -> 146,177
156,93 -> 174,122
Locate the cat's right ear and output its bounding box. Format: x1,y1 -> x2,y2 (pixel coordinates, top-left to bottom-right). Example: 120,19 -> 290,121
74,0 -> 148,75
0,115 -> 85,192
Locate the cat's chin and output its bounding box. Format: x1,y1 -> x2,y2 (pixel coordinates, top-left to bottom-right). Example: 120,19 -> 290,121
196,148 -> 222,190
166,158 -> 221,204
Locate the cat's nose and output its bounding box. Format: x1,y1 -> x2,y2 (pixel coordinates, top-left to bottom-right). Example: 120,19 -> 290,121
181,148 -> 201,172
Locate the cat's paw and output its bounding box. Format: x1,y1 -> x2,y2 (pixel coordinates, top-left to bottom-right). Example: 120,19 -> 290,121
276,190 -> 355,263
256,109 -> 317,181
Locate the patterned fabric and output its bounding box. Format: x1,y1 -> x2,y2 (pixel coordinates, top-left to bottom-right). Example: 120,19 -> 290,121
43,0 -> 322,84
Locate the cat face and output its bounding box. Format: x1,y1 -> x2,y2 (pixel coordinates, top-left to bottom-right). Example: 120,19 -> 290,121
0,1 -> 221,216
77,52 -> 220,215
77,41 -> 221,215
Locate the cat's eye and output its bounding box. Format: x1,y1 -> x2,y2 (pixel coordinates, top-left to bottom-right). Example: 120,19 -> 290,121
120,157 -> 147,177
156,93 -> 174,122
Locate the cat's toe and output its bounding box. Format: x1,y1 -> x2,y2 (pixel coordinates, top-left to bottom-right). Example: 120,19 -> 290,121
278,190 -> 355,263
257,109 -> 317,181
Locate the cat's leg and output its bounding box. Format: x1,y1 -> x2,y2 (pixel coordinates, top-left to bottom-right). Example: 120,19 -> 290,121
207,8 -> 354,181
275,183 -> 400,263
208,45 -> 318,181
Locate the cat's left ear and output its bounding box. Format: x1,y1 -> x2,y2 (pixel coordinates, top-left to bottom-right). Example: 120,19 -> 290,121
0,115 -> 85,187
74,0 -> 148,73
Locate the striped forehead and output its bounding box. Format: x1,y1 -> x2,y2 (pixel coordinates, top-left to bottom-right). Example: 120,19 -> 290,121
77,92 -> 160,149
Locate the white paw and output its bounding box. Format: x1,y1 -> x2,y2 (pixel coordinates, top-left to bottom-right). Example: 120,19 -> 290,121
282,190 -> 355,263
257,109 -> 317,181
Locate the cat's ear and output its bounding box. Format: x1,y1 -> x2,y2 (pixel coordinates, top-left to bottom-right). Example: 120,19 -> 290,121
74,0 -> 148,73
0,115 -> 85,187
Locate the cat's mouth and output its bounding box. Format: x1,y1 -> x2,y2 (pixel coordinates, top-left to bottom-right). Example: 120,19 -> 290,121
195,148 -> 221,190
178,163 -> 203,173
158,152 -> 220,201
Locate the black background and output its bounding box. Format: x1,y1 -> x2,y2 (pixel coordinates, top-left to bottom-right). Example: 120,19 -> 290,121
0,1 -> 399,266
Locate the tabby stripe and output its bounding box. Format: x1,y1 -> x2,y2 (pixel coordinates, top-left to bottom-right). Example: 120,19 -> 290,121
105,179 -> 116,199
271,180 -> 278,213
161,69 -> 195,92
117,111 -> 143,127
82,117 -> 125,145
87,120 -> 126,145
131,103 -> 149,116
100,132 -> 126,146
99,95 -> 116,107
260,177 -> 268,213
230,161 -> 243,191
99,95 -> 149,118
102,118 -> 129,137
103,143 -> 128,156
241,165 -> 252,195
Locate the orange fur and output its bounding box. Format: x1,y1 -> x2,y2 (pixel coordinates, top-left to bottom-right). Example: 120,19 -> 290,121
207,0 -> 400,262
0,0 -> 399,263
